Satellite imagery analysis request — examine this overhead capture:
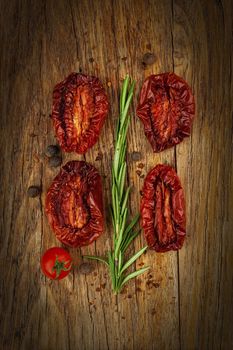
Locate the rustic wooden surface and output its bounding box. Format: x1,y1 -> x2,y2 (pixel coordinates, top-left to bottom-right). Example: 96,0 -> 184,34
0,0 -> 232,349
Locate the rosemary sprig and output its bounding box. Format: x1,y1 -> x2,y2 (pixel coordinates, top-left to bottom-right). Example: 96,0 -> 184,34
84,76 -> 149,293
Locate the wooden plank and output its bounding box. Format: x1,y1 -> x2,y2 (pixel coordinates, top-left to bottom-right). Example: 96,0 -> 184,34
173,0 -> 233,349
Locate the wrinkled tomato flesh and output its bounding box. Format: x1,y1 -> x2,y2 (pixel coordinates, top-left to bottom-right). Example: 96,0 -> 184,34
136,72 -> 195,152
46,161 -> 103,247
140,164 -> 186,252
52,73 -> 109,154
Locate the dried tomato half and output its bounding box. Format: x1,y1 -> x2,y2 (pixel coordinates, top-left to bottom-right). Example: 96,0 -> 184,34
45,160 -> 104,247
136,73 -> 195,152
52,73 -> 109,154
140,164 -> 186,252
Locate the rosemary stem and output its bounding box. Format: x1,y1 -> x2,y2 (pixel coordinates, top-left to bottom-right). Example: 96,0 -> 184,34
84,76 -> 149,293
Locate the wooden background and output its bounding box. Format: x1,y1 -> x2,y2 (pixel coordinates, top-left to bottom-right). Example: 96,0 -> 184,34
0,0 -> 232,349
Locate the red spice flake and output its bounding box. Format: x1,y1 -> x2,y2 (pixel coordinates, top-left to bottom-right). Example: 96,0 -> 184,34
137,163 -> 145,169
95,152 -> 103,161
120,288 -> 127,294
146,281 -> 152,288
151,308 -> 156,316
33,154 -> 40,163
96,287 -> 101,292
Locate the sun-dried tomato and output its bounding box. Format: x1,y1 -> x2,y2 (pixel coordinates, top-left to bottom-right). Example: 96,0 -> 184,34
52,73 -> 109,154
45,161 -> 104,247
140,164 -> 186,252
136,73 -> 195,152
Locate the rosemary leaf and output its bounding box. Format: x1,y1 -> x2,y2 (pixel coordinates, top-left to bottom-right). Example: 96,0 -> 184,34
120,246 -> 148,274
121,186 -> 131,211
83,255 -> 109,266
118,251 -> 123,275
119,163 -> 126,199
123,213 -> 140,238
117,162 -> 125,192
120,88 -> 135,126
120,229 -> 141,253
121,266 -> 150,287
108,251 -> 115,289
120,75 -> 129,114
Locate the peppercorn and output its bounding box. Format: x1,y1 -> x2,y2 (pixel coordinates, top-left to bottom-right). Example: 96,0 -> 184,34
142,52 -> 156,66
45,145 -> 60,157
27,186 -> 41,198
49,156 -> 62,168
131,151 -> 142,161
79,263 -> 95,275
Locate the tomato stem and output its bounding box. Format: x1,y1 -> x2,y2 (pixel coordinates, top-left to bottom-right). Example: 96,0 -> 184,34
53,256 -> 72,279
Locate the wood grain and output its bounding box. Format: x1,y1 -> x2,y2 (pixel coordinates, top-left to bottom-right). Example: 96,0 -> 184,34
173,1 -> 233,349
0,0 -> 232,349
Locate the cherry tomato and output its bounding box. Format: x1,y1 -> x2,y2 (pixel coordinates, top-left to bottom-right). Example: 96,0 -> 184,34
41,247 -> 72,280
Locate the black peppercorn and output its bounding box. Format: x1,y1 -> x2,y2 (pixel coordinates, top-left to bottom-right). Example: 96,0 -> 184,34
49,156 -> 62,168
45,145 -> 60,157
79,263 -> 95,275
131,151 -> 142,161
142,52 -> 156,66
27,186 -> 41,198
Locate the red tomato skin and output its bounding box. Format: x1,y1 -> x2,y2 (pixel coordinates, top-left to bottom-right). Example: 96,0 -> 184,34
41,247 -> 72,280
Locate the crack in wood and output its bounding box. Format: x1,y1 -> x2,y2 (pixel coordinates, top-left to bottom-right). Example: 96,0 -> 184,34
69,0 -> 79,61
